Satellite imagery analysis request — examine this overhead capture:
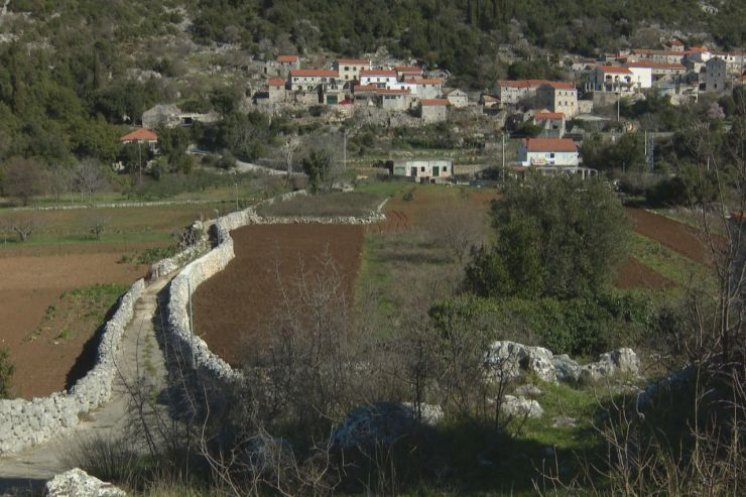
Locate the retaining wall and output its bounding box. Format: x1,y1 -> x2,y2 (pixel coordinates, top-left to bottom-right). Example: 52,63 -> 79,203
0,279 -> 146,455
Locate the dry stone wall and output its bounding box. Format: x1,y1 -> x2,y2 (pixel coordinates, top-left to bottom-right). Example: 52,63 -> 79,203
164,197 -> 385,384
0,279 -> 145,455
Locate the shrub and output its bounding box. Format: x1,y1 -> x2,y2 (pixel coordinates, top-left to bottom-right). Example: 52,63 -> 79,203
0,347 -> 14,398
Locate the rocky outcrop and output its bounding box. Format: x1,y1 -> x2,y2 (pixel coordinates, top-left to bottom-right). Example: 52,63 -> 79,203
46,468 -> 127,497
501,395 -> 544,419
487,341 -> 641,385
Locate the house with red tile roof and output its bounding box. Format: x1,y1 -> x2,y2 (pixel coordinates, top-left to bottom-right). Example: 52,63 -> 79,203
419,99 -> 449,122
533,112 -> 566,138
120,128 -> 158,145
518,138 -> 579,167
537,81 -> 578,117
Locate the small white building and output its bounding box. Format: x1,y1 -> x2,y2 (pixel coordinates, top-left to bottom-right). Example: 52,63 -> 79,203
360,69 -> 398,89
290,69 -> 340,92
518,138 -> 579,167
587,66 -> 634,94
392,159 -> 453,182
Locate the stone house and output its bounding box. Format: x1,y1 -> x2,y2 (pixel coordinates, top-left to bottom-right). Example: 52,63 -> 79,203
277,54 -> 300,72
395,65 -> 424,80
536,82 -> 578,117
379,89 -> 412,111
445,88 -> 469,107
419,99 -> 449,122
335,58 -> 371,82
533,112 -> 566,138
142,104 -> 218,129
705,57 -> 728,93
267,79 -> 288,102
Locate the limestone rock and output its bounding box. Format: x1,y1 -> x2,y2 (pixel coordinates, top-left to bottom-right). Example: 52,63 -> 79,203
501,395 -> 544,419
515,384 -> 544,397
46,468 -> 126,497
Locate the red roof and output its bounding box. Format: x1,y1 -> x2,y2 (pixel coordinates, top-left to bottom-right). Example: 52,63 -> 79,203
498,79 -> 547,89
540,81 -> 576,90
277,55 -> 299,63
524,138 -> 577,153
395,65 -> 423,74
353,84 -> 379,93
337,58 -> 369,65
535,112 -> 565,121
268,78 -> 286,87
596,65 -> 632,74
360,69 -> 397,78
376,88 -> 410,95
420,99 -> 449,106
120,128 -> 158,142
410,78 -> 444,85
626,61 -> 686,71
291,69 -> 338,78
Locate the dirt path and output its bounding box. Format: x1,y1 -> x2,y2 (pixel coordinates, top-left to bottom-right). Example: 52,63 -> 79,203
0,276 -> 171,492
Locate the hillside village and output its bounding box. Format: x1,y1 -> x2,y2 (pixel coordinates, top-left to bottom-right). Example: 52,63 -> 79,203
2,2 -> 746,496
127,37 -> 746,183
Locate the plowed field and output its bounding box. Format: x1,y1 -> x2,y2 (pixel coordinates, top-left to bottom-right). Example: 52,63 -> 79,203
614,257 -> 675,289
626,207 -> 711,265
0,251 -> 148,398
192,224 -> 365,366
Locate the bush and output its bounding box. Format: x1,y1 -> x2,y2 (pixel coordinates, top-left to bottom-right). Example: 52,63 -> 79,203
0,347 -> 14,398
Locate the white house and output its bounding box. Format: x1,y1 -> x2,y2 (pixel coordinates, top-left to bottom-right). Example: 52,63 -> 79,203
392,159 -> 452,182
290,69 -> 339,92
518,138 -> 579,167
587,66 -> 634,94
360,69 -> 398,89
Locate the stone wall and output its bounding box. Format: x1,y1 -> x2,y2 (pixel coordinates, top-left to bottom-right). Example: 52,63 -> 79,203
0,279 -> 146,455
163,199 -> 385,384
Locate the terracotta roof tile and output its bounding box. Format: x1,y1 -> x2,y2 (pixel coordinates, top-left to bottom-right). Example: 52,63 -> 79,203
420,99 -> 450,106
524,138 -> 577,153
277,55 -> 299,63
535,112 -> 565,120
120,128 -> 158,142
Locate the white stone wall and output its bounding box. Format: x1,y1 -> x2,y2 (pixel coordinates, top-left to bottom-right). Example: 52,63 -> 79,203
0,279 -> 145,455
163,196 -> 385,384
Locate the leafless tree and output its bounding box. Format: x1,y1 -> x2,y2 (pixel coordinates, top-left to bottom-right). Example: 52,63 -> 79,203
420,193 -> 488,263
1,157 -> 46,206
72,159 -> 110,202
2,214 -> 42,242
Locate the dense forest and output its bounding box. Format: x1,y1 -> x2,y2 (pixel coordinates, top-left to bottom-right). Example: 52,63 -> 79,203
0,0 -> 744,166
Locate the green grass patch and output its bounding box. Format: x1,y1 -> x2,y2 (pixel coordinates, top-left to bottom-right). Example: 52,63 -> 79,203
629,233 -> 715,289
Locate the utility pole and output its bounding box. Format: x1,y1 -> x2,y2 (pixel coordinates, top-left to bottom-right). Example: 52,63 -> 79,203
501,132 -> 506,182
617,91 -> 621,122
343,129 -> 347,170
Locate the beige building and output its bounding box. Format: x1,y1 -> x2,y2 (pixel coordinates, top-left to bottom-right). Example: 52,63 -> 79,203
419,99 -> 449,122
537,82 -> 578,117
290,69 -> 339,92
445,88 -> 469,107
335,58 -> 371,82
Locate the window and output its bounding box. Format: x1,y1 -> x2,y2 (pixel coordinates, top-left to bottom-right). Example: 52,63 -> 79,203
550,153 -> 556,158
420,166 -> 425,172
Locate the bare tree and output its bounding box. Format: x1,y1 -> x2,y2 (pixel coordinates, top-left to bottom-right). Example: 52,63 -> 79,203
72,159 -> 110,203
421,193 -> 488,263
1,157 -> 46,206
2,214 -> 42,242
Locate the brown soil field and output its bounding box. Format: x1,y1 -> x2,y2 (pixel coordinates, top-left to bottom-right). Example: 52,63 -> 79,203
0,251 -> 148,399
614,257 -> 676,290
626,207 -> 713,265
192,224 -> 365,366
373,186 -> 498,234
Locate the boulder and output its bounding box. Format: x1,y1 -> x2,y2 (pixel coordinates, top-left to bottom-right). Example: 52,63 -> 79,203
501,395 -> 544,419
551,354 -> 583,383
514,384 -> 544,397
332,402 -> 423,450
46,468 -> 126,497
